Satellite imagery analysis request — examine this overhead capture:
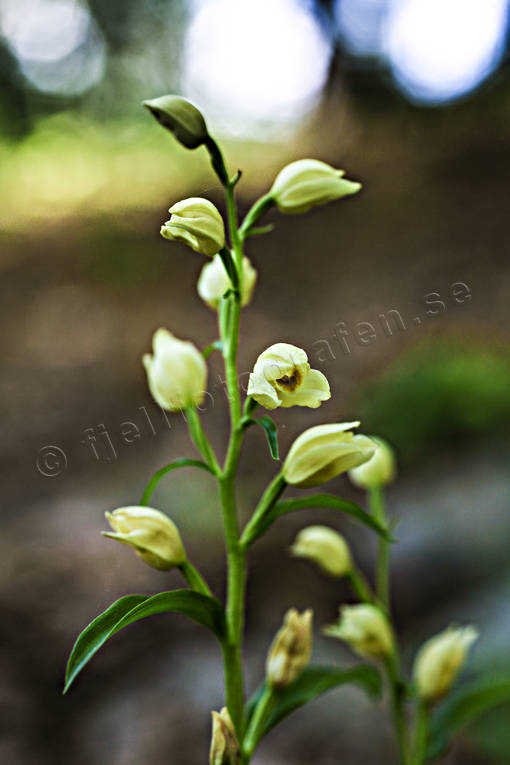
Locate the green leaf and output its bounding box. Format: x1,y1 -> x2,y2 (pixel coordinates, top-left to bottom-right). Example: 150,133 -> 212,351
246,493 -> 392,545
218,246 -> 239,292
202,339 -> 223,359
140,458 -> 214,505
240,415 -> 279,460
246,665 -> 381,747
64,590 -> 226,693
245,224 -> 275,238
255,416 -> 279,460
427,672 -> 510,761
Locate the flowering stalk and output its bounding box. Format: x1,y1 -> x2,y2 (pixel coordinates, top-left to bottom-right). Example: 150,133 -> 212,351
209,142 -> 249,739
64,96 -> 486,765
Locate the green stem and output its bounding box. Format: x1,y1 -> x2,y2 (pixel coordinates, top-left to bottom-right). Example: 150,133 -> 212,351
348,567 -> 374,604
369,486 -> 409,763
385,654 -> 409,765
242,686 -> 275,761
178,560 -> 212,597
207,147 -> 248,740
413,699 -> 430,765
185,407 -> 220,474
219,462 -> 246,737
370,486 -> 390,613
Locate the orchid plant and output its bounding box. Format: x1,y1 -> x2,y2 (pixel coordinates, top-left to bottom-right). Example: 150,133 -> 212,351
64,96 -> 504,765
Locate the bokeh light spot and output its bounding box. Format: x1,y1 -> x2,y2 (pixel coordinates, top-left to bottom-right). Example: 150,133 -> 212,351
182,0 -> 332,138
384,0 -> 509,104
0,0 -> 106,96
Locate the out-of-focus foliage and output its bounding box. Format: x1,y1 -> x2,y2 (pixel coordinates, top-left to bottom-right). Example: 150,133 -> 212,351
354,341 -> 510,461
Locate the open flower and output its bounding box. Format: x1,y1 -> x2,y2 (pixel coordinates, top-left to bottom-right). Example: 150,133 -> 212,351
349,437 -> 396,489
290,526 -> 351,578
324,604 -> 394,660
102,506 -> 187,571
283,422 -> 375,487
270,159 -> 361,214
143,328 -> 207,411
198,254 -> 257,309
266,608 -> 313,689
161,198 -> 225,257
247,343 -> 330,410
413,625 -> 479,702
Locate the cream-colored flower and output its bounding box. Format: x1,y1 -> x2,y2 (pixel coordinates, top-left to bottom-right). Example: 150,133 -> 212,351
102,506 -> 186,571
413,625 -> 479,702
283,422 -> 375,488
143,328 -> 207,411
349,437 -> 396,489
266,608 -> 313,689
324,604 -> 394,660
209,707 -> 239,765
143,95 -> 209,149
247,343 -> 330,410
290,526 -> 351,578
161,197 -> 225,257
270,159 -> 361,214
198,254 -> 257,310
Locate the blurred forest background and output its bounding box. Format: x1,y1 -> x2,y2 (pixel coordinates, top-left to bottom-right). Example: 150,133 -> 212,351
1,0 -> 510,763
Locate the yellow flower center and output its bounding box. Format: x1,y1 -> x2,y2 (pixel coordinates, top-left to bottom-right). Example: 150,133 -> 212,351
276,368 -> 302,392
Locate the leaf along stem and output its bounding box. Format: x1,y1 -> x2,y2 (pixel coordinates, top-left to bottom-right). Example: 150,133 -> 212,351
140,458 -> 214,506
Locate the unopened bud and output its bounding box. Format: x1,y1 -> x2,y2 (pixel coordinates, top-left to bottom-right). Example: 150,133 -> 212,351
324,604 -> 394,660
198,254 -> 257,310
290,526 -> 351,578
143,95 -> 209,149
413,625 -> 479,702
102,506 -> 186,571
283,422 -> 375,488
209,707 -> 239,765
143,328 -> 207,411
161,197 -> 225,257
349,437 -> 396,489
266,608 -> 313,688
270,159 -> 361,215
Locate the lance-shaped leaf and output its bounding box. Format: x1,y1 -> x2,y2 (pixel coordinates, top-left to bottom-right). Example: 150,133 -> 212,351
245,665 -> 382,748
64,590 -> 226,693
140,457 -> 215,505
242,415 -> 279,461
427,671 -> 510,761
243,492 -> 392,547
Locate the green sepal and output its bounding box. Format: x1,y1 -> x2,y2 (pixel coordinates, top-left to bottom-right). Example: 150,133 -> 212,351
64,590 -> 226,693
427,671 -> 510,761
245,665 -> 382,749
